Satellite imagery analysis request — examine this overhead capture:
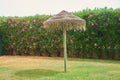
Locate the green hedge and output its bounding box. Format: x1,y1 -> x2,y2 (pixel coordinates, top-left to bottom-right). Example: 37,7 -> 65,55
0,8 -> 120,59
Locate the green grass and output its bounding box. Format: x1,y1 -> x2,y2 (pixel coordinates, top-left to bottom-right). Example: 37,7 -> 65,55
0,67 -> 10,72
0,56 -> 120,80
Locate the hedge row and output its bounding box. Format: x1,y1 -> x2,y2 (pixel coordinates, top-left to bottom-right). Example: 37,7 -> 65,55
0,8 -> 120,59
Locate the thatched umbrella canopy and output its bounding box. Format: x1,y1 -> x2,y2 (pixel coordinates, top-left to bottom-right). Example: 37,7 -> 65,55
43,10 -> 86,30
43,10 -> 86,72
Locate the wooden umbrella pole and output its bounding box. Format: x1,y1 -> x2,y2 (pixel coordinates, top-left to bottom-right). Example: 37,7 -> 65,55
63,27 -> 67,72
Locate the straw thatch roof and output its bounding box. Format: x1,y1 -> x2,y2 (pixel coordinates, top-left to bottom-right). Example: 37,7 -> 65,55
43,10 -> 86,30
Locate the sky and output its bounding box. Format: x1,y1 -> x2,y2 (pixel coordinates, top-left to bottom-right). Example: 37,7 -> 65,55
0,0 -> 120,16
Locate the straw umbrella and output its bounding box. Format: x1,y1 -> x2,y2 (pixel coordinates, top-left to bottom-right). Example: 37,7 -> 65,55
43,10 -> 86,72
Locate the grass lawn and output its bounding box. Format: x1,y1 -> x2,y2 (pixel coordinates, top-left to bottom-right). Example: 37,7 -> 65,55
0,56 -> 120,80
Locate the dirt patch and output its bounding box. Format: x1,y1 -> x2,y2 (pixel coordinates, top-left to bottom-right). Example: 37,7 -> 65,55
0,56 -> 64,71
0,56 -> 120,71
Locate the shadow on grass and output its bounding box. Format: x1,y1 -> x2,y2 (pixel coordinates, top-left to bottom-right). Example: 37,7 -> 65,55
15,69 -> 60,78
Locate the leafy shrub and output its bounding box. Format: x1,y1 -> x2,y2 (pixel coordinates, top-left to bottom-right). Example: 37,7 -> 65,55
0,8 -> 120,59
